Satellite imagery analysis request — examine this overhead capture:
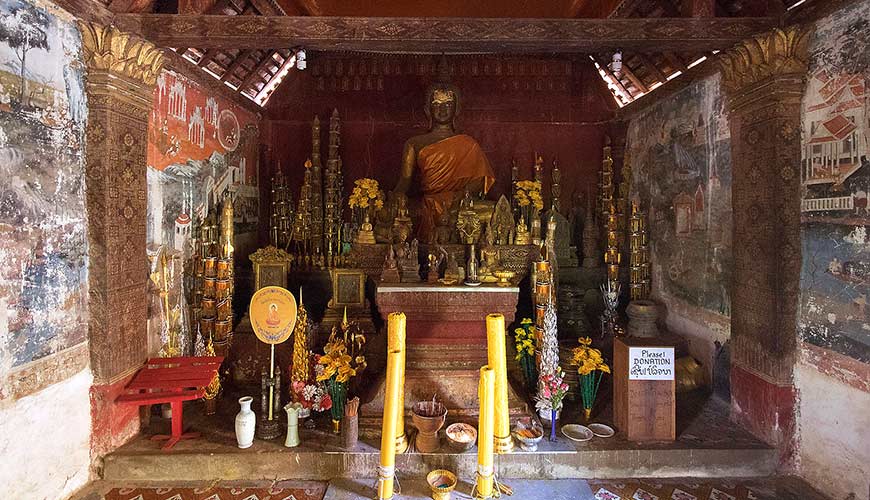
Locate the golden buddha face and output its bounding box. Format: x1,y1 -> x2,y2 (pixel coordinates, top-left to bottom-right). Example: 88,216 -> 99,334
428,87 -> 457,126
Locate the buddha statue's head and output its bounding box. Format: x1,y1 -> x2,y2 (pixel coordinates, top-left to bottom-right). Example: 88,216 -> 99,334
425,83 -> 460,129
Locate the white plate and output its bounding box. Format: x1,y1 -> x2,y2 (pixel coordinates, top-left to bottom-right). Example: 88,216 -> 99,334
588,423 -> 615,438
561,424 -> 593,442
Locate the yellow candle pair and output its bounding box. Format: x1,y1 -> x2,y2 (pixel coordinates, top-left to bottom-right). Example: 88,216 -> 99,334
388,313 -> 408,453
476,366 -> 495,498
378,313 -> 406,500
486,314 -> 513,454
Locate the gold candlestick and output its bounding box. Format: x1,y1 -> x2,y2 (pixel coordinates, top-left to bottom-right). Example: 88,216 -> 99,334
475,366 -> 495,499
486,314 -> 513,454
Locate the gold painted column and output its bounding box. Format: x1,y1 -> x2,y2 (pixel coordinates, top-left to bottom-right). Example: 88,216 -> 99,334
486,314 -> 513,453
79,21 -> 164,383
718,25 -> 810,447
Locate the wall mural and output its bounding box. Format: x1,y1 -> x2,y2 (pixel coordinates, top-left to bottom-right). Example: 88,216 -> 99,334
0,0 -> 88,369
799,0 -> 870,363
628,74 -> 732,321
146,70 -> 259,259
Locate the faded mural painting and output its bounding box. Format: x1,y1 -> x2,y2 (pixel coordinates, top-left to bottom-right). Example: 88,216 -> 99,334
0,0 -> 88,369
628,74 -> 732,320
799,0 -> 870,363
147,70 -> 259,259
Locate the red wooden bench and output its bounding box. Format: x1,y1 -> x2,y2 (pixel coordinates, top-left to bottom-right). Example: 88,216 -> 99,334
116,356 -> 224,450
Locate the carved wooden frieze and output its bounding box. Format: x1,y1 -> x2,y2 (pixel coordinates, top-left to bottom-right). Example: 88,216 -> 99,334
116,14 -> 777,52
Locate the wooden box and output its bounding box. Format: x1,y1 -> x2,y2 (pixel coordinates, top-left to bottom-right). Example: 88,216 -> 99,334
613,336 -> 676,442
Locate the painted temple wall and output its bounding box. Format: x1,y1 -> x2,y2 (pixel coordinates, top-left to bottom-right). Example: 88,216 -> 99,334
262,54 -> 616,219
795,2 -> 870,498
0,0 -> 92,497
626,73 -> 732,378
146,69 -> 260,350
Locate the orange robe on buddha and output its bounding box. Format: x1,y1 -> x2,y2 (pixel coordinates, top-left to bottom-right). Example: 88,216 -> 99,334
416,134 -> 495,241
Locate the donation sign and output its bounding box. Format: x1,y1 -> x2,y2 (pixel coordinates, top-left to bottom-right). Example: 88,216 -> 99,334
249,286 -> 297,344
628,347 -> 675,380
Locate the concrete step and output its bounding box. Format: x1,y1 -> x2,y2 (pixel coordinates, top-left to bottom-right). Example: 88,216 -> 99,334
102,435 -> 777,483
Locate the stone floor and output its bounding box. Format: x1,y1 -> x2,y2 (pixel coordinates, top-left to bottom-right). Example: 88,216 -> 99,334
73,477 -> 829,500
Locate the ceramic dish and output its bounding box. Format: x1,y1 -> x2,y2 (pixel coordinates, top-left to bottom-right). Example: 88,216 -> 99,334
561,424 -> 593,442
588,423 -> 615,438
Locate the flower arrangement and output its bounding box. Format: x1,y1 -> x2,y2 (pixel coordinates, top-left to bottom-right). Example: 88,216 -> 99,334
316,319 -> 367,433
290,378 -> 332,413
514,180 -> 544,211
348,178 -> 384,210
534,367 -> 569,441
513,318 -> 538,391
569,337 -> 611,420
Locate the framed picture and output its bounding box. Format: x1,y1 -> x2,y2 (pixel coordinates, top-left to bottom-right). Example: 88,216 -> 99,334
249,246 -> 294,291
328,268 -> 367,309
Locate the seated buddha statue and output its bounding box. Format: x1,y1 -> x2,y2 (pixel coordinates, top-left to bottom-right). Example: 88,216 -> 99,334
393,75 -> 496,243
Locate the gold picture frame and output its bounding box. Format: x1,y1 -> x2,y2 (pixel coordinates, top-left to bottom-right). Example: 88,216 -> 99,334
328,268 -> 367,309
249,246 -> 294,291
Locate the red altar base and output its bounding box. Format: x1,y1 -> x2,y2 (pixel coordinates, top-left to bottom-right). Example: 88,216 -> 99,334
359,283 -> 530,430
376,283 -> 521,344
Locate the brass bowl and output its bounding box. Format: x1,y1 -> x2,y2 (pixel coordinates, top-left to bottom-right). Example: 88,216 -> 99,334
493,270 -> 516,287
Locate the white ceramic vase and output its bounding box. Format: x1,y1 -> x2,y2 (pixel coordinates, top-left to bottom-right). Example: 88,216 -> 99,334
284,402 -> 301,448
235,396 -> 256,449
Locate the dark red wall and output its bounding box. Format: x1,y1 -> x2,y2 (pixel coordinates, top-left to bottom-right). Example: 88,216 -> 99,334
261,54 -> 617,216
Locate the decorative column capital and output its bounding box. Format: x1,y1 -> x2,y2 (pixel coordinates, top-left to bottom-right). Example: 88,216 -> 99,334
78,21 -> 165,86
718,25 -> 812,92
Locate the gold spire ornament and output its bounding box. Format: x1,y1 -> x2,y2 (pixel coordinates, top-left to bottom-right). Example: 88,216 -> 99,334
291,287 -> 310,384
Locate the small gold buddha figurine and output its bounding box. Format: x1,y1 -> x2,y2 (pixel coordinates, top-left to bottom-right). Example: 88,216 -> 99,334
392,194 -> 413,243
355,215 -> 376,244
514,216 -> 531,245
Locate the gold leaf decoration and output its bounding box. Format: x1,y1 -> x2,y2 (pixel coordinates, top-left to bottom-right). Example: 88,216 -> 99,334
78,22 -> 165,86
718,25 -> 811,92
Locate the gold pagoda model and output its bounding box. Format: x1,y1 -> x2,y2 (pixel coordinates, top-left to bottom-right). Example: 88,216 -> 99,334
271,111 -> 346,269
600,144 -> 620,291
628,201 -> 651,300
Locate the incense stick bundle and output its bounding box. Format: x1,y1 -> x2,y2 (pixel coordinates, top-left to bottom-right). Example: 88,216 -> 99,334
345,397 -> 360,417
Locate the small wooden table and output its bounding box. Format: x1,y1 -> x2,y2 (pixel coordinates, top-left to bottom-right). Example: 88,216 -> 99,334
116,356 -> 223,450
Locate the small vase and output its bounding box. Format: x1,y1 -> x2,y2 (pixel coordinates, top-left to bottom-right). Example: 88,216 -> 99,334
284,403 -> 301,448
549,409 -> 558,442
583,407 -> 592,422
332,418 -> 341,434
235,396 -> 256,449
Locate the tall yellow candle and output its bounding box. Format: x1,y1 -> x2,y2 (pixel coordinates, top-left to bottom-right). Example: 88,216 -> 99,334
378,347 -> 402,499
476,366 -> 495,498
486,314 -> 513,454
388,313 -> 408,453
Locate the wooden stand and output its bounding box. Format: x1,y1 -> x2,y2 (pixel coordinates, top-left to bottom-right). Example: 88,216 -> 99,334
613,336 -> 676,442
116,356 -> 223,450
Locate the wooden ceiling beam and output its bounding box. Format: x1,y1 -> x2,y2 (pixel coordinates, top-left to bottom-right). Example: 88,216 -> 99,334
663,51 -> 688,73
619,60 -> 649,93
198,49 -> 220,67
591,55 -> 632,101
680,0 -> 715,17
220,49 -> 255,82
239,50 -> 281,92
638,53 -> 668,83
116,14 -> 777,52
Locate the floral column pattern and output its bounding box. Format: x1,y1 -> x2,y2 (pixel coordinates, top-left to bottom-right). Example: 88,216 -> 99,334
79,21 -> 164,383
718,25 -> 810,450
